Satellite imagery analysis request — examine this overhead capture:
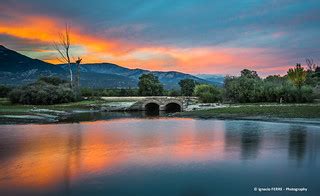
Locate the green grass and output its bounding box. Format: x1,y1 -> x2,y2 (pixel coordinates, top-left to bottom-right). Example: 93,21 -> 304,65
0,98 -> 106,115
179,104 -> 320,119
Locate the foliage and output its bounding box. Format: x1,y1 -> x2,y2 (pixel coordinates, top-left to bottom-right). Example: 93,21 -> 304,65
287,64 -> 307,89
38,76 -> 68,86
80,87 -> 180,97
8,77 -> 75,105
314,85 -> 320,100
179,79 -> 197,96
224,72 -> 263,103
178,104 -> 320,119
81,88 -> 139,97
194,84 -> 222,103
138,73 -> 164,96
164,89 -> 181,97
0,85 -> 12,98
305,68 -> 320,87
224,69 -> 314,103
240,69 -> 260,79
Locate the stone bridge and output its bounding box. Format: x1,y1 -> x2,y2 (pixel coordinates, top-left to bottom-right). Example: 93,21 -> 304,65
102,96 -> 198,112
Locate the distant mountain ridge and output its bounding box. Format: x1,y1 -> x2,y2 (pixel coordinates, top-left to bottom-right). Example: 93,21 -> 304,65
68,63 -> 215,88
0,45 -> 224,88
196,74 -> 225,85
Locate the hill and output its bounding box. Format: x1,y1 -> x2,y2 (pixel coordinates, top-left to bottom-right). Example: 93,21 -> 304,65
0,45 -> 223,88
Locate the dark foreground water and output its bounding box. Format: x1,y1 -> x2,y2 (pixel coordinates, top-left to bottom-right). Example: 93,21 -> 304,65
0,117 -> 319,196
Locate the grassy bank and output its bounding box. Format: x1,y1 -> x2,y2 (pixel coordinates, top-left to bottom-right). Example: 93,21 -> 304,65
0,98 -> 106,115
0,98 -> 109,124
2,97 -> 320,125
178,104 -> 320,119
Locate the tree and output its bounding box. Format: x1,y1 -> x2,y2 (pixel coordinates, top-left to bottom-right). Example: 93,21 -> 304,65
305,59 -> 320,86
240,69 -> 260,79
287,64 -> 307,89
74,57 -> 82,98
53,24 -> 82,98
224,73 -> 263,103
138,73 -> 164,96
179,79 -> 197,96
0,85 -> 11,97
53,24 -> 73,87
265,75 -> 285,84
194,84 -> 221,103
306,58 -> 317,71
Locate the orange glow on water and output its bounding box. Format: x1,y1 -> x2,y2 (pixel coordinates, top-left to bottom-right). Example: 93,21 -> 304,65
0,119 -> 228,189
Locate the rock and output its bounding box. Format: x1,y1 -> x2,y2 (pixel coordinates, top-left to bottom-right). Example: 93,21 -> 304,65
30,108 -> 68,115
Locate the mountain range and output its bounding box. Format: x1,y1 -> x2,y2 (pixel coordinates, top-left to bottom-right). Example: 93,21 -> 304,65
0,45 -> 224,89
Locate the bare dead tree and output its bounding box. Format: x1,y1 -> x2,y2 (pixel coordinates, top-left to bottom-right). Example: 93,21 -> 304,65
53,24 -> 73,88
306,58 -> 317,71
75,57 -> 82,98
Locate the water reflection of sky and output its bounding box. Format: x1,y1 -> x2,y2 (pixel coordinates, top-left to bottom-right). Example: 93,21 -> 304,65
0,118 -> 319,195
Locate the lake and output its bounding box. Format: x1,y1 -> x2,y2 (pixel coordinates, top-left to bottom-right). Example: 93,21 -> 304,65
0,116 -> 319,195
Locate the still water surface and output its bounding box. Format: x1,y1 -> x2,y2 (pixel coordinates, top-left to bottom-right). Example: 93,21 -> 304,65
0,116 -> 319,195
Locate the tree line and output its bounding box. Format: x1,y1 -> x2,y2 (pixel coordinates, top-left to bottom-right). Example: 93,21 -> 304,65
2,24 -> 319,105
1,61 -> 319,105
134,62 -> 320,103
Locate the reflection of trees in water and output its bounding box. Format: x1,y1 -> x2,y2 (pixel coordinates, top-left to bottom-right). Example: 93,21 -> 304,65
240,123 -> 262,160
224,123 -> 241,153
288,126 -> 307,163
224,121 -> 262,160
307,130 -> 320,166
63,125 -> 83,194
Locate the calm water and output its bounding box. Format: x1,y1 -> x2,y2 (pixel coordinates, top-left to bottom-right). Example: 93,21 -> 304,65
0,117 -> 320,195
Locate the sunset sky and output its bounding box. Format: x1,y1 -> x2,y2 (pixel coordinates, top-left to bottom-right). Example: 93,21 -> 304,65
0,0 -> 319,76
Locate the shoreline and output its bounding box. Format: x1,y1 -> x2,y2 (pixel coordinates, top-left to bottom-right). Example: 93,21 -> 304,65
1,98 -> 320,126
173,115 -> 320,126
1,110 -> 320,126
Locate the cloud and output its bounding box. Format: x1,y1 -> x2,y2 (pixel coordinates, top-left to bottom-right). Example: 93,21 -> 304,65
0,0 -> 319,76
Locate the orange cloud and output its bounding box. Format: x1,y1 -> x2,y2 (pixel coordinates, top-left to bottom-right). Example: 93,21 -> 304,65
0,14 -> 293,76
0,15 -> 136,56
106,47 -> 291,76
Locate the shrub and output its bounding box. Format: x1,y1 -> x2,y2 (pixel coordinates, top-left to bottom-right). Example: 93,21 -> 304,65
194,84 -> 222,103
224,69 -> 316,103
81,88 -> 139,97
8,77 -> 75,105
0,85 -> 12,97
314,85 -> 320,100
299,85 -> 314,103
165,89 -> 181,97
38,76 -> 68,86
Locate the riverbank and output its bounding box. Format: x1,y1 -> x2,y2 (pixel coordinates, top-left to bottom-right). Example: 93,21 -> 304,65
1,97 -> 320,125
0,98 -> 113,124
175,104 -> 320,125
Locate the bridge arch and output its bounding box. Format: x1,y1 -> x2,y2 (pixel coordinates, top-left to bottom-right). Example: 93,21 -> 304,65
164,102 -> 182,113
140,98 -> 184,113
142,100 -> 161,111
163,100 -> 183,112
